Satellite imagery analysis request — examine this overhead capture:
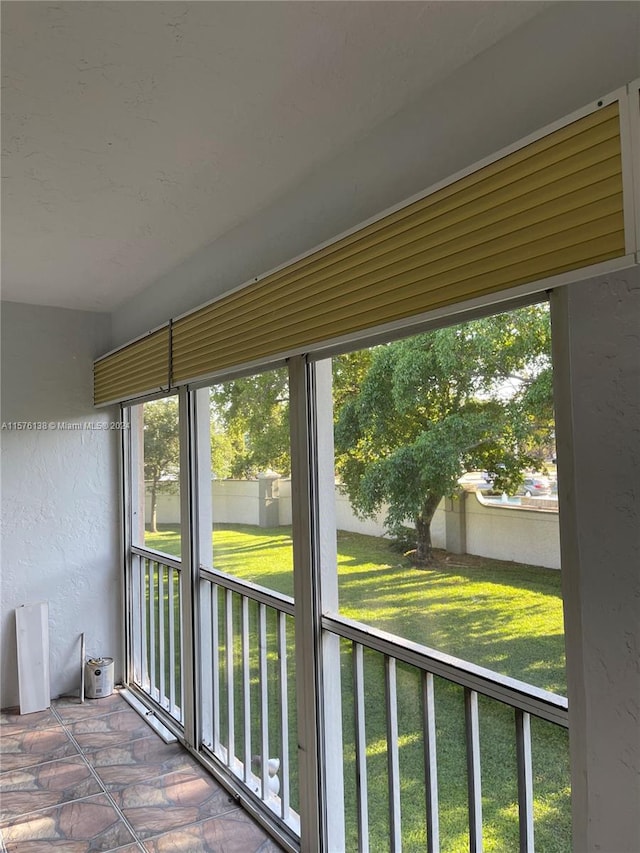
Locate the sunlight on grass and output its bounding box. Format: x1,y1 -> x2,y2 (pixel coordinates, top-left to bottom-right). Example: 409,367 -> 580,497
144,527 -> 181,557
335,530 -> 565,695
145,523 -> 570,852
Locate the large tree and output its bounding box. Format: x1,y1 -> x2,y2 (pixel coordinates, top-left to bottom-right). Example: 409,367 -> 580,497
210,367 -> 290,478
334,305 -> 553,564
143,397 -> 180,533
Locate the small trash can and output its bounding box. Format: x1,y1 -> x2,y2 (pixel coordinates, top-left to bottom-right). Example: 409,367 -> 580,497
84,657 -> 114,699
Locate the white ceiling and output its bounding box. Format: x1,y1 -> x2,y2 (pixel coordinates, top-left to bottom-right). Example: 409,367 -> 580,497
1,1 -> 549,312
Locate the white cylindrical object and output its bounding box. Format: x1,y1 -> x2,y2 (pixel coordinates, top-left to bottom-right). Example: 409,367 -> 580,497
84,657 -> 114,699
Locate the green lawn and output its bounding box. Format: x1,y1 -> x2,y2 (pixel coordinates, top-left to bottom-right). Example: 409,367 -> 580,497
145,524 -> 570,852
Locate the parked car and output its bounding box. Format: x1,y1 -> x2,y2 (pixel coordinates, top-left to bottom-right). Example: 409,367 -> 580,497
517,476 -> 551,497
457,471 -> 494,492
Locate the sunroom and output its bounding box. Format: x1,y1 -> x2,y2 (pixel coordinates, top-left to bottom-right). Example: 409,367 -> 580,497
2,4 -> 639,853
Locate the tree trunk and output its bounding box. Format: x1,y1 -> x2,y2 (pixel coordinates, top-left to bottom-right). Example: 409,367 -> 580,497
150,482 -> 158,533
413,494 -> 442,565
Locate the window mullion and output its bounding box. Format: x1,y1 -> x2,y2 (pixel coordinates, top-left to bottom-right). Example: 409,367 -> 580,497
179,385 -> 197,748
289,355 -> 345,853
289,356 -> 323,851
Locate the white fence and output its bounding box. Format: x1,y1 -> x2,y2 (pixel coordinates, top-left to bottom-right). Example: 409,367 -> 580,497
147,479 -> 560,569
466,494 -> 560,569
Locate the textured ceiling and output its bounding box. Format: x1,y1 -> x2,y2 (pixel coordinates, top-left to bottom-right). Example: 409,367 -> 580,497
1,1 -> 548,311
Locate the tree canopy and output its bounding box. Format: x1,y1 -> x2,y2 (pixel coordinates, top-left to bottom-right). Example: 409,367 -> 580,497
334,304 -> 553,563
186,304 -> 554,563
210,367 -> 290,478
143,397 -> 180,532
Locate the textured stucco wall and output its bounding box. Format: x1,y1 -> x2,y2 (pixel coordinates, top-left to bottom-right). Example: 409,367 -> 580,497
0,302 -> 121,706
552,270 -> 640,853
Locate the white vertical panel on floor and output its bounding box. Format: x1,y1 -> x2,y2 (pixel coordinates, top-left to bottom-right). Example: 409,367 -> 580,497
15,601 -> 50,714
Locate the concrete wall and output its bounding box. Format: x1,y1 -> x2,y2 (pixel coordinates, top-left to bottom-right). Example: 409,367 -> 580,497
466,495 -> 560,569
145,490 -> 181,528
147,479 -> 563,568
0,302 -> 121,706
278,478 -> 292,526
148,480 -> 439,540
334,486 -> 388,539
146,480 -> 260,527
334,486 -> 448,548
212,480 -> 260,526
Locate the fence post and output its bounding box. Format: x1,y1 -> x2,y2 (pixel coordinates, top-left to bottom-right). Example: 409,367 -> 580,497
445,491 -> 467,555
258,472 -> 280,527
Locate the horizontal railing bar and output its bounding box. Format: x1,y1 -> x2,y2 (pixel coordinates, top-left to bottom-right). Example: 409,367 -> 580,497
132,544 -> 182,571
322,614 -> 568,727
200,566 -> 295,616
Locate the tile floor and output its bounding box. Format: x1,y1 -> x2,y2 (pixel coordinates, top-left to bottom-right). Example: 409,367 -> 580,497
0,690 -> 284,852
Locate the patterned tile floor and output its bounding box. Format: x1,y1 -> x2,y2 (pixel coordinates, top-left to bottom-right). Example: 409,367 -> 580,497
0,691 -> 284,852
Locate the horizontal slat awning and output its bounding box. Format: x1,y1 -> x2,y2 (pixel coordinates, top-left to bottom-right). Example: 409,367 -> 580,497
94,326 -> 170,406
171,101 -> 624,383
95,98 -> 630,404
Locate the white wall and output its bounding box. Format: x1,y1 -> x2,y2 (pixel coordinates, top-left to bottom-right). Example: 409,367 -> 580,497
466,495 -> 560,569
278,478 -> 292,526
111,2 -> 640,347
146,480 -> 260,527
334,486 -> 447,549
552,270 -> 640,853
148,480 -> 434,540
334,487 -> 389,539
144,489 -> 181,529
146,480 -> 563,568
212,480 -> 260,526
0,302 -> 121,706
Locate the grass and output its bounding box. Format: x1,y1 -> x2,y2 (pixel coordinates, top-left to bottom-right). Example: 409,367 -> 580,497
144,524 -> 570,852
